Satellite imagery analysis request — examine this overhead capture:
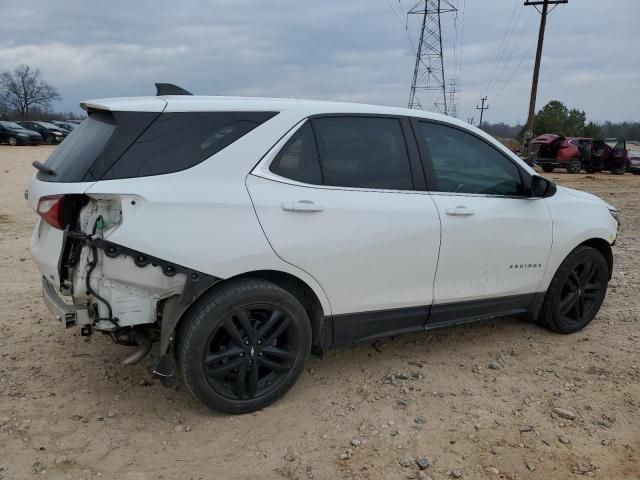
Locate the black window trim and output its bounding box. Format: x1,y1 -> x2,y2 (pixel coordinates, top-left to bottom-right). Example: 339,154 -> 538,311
264,113 -> 427,193
409,117 -> 534,198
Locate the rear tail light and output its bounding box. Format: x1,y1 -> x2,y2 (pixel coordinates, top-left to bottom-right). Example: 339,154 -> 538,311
37,195 -> 70,230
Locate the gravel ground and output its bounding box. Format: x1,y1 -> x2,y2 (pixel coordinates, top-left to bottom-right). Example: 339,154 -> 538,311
0,145 -> 638,480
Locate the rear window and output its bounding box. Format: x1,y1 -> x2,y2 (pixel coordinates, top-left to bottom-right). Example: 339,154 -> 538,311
39,110 -> 277,182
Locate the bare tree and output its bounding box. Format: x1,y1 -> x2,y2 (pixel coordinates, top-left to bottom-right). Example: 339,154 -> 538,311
0,64 -> 61,119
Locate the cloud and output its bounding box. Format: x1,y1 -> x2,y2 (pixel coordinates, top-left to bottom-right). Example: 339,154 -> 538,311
0,0 -> 638,122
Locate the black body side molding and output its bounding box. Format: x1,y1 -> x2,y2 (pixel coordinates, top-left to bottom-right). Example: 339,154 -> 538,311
155,83 -> 193,96
328,293 -> 538,348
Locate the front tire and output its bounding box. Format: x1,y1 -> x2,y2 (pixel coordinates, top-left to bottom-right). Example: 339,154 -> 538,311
177,278 -> 312,414
44,135 -> 54,145
538,246 -> 608,333
566,157 -> 582,174
8,136 -> 18,146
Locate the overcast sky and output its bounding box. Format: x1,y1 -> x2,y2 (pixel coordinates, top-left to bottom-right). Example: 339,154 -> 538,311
0,0 -> 638,124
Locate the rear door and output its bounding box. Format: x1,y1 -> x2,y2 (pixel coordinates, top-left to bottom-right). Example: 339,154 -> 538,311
247,116 -> 441,342
413,120 -> 552,318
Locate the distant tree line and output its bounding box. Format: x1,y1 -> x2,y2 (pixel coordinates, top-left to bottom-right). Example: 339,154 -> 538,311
481,100 -> 640,141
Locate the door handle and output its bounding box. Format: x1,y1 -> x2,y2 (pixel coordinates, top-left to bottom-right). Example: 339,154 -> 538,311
281,201 -> 324,213
445,205 -> 475,216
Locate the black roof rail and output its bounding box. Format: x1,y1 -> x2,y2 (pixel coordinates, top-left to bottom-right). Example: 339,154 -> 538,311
155,83 -> 193,96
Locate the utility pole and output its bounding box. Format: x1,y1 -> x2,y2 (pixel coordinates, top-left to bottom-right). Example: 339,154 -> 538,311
408,0 -> 457,114
524,0 -> 567,149
476,96 -> 488,129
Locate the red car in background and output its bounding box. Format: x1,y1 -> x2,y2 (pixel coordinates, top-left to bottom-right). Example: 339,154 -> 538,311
531,134 -> 582,173
569,137 -> 629,175
531,134 -> 630,174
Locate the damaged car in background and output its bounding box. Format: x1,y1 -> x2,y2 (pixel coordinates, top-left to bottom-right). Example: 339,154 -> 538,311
27,84 -> 619,414
531,133 -> 629,174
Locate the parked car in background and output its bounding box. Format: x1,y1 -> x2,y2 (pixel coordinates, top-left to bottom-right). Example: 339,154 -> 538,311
577,138 -> 628,174
568,137 -> 628,175
17,121 -> 65,144
27,85 -> 618,413
628,145 -> 640,174
52,121 -> 76,132
0,121 -> 43,145
531,134 -> 583,173
66,119 -> 84,125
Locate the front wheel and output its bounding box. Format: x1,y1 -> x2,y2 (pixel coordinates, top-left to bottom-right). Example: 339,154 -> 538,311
44,135 -> 54,145
8,136 -> 18,146
566,157 -> 582,174
538,246 -> 608,333
177,278 -> 312,414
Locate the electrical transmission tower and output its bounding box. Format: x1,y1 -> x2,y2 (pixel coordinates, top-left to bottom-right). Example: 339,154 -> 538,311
408,0 -> 457,114
447,79 -> 459,118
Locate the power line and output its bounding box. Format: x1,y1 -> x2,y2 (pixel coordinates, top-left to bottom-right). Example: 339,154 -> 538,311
483,0 -> 520,95
488,7 -> 535,97
486,6 -> 525,94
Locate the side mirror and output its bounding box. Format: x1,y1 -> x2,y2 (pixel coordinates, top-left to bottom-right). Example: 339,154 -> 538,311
530,175 -> 557,198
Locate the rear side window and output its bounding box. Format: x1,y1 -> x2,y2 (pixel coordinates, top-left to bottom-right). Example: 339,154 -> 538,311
40,111 -> 121,182
104,112 -> 277,179
269,123 -> 322,184
313,117 -> 413,190
39,110 -> 277,182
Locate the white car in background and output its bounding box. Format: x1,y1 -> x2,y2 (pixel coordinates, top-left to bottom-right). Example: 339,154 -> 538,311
27,84 -> 618,413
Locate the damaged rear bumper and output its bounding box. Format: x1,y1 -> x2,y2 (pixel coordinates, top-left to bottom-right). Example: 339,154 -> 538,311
42,277 -> 90,328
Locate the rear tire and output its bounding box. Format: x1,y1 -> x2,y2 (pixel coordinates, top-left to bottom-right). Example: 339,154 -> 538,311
611,165 -> 626,175
177,278 -> 312,414
542,165 -> 554,173
538,246 -> 608,333
566,157 -> 582,174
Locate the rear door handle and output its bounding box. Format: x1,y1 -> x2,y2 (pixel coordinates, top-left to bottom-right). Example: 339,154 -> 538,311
445,205 -> 475,216
281,201 -> 324,213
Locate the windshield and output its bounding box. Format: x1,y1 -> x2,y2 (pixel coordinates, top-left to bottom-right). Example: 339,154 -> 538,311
0,121 -> 25,129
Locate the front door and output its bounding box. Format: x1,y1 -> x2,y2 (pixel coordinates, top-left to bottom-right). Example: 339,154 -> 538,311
413,120 -> 553,316
248,117 -> 441,342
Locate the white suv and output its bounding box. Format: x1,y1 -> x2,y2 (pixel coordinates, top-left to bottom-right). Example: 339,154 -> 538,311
28,84 -> 619,413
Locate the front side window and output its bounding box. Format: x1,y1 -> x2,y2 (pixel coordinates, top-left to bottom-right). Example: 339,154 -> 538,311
313,117 -> 413,190
417,122 -> 523,196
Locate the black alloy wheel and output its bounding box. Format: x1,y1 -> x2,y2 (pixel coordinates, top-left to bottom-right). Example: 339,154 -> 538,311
204,305 -> 298,401
557,260 -> 604,326
539,246 -> 608,333
177,278 -> 312,414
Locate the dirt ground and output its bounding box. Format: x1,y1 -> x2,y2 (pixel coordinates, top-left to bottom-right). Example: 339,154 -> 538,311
0,145 -> 638,480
